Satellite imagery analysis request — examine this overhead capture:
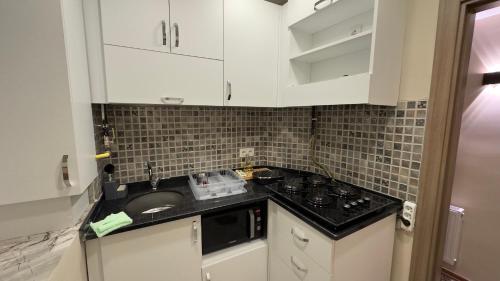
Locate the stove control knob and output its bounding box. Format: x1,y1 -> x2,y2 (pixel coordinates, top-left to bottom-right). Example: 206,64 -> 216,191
363,197 -> 371,205
357,199 -> 365,205
343,204 -> 351,210
350,201 -> 358,207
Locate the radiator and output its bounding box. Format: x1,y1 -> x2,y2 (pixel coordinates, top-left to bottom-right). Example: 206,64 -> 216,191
443,205 -> 465,266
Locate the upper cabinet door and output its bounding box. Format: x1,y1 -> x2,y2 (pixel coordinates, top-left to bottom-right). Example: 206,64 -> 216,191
100,0 -> 170,52
170,0 -> 223,60
104,45 -> 223,106
224,0 -> 281,107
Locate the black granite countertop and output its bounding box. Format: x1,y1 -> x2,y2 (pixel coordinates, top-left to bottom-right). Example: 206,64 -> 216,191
80,176 -> 270,241
80,168 -> 401,241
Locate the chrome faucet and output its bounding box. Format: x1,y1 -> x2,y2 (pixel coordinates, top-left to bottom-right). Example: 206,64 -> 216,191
145,161 -> 160,191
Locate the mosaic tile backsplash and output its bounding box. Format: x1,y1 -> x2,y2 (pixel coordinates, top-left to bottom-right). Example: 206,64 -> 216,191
92,100 -> 427,202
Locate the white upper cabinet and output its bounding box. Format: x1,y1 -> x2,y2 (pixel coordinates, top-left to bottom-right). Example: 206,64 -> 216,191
279,0 -> 407,107
170,0 -> 223,60
0,0 -> 97,205
88,0 -> 224,105
100,0 -> 171,52
104,45 -> 223,105
223,0 -> 281,107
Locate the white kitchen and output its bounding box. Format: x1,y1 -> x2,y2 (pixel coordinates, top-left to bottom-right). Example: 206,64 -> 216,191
0,0 -> 443,281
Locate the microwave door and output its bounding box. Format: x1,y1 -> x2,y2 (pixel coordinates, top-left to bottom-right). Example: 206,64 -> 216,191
202,209 -> 249,254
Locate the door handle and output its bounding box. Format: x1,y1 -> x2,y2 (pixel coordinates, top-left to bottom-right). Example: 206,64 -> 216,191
248,210 -> 255,239
192,221 -> 198,243
226,81 -> 232,101
161,20 -> 167,46
173,23 -> 180,48
62,155 -> 72,188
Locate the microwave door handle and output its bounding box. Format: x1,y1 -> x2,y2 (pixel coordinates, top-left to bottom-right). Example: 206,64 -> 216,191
248,210 -> 255,239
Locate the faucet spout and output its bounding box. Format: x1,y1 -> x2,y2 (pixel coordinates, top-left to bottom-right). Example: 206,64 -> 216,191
145,161 -> 158,191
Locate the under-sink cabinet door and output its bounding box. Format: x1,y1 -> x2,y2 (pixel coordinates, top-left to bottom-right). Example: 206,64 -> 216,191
100,0 -> 170,53
87,216 -> 202,281
169,0 -> 223,60
104,45 -> 223,105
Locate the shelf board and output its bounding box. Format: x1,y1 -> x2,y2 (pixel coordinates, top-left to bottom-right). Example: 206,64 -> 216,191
289,0 -> 374,34
289,30 -> 372,63
284,73 -> 371,106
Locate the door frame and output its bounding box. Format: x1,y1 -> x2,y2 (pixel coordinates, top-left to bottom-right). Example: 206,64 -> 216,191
409,0 -> 500,280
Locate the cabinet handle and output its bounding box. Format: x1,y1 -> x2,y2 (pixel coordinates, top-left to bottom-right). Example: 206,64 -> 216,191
62,155 -> 72,188
205,272 -> 211,281
161,20 -> 167,46
291,227 -> 309,243
314,0 -> 332,11
290,256 -> 308,273
173,23 -> 180,48
226,81 -> 232,101
192,221 -> 198,243
160,97 -> 184,105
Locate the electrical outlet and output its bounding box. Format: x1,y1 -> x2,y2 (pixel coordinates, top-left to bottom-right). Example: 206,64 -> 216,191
401,201 -> 417,232
239,148 -> 255,157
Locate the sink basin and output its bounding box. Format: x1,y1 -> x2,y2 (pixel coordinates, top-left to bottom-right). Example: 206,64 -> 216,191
125,191 -> 184,217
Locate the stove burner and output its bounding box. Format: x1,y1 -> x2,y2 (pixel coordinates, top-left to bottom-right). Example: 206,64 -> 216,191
307,174 -> 328,186
280,178 -> 304,194
328,183 -> 360,199
306,192 -> 332,207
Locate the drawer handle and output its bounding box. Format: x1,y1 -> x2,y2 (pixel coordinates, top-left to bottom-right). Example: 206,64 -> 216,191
291,227 -> 309,243
291,256 -> 308,273
161,97 -> 184,105
205,272 -> 211,281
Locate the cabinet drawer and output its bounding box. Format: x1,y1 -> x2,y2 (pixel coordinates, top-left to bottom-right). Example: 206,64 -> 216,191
269,252 -> 331,281
270,202 -> 333,273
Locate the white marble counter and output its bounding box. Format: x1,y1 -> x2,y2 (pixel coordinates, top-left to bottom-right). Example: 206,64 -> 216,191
0,207 -> 90,281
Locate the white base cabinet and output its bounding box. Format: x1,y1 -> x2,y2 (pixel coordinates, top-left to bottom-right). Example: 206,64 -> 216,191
0,0 -> 97,205
202,240 -> 268,281
268,201 -> 396,281
86,216 -> 202,281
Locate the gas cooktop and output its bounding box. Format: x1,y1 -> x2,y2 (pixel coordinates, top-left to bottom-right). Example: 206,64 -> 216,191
264,170 -> 400,231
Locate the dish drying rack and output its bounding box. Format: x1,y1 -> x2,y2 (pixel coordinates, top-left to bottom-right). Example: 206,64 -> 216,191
188,170 -> 247,200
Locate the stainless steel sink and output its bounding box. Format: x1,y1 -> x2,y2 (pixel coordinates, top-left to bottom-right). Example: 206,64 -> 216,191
125,191 -> 184,217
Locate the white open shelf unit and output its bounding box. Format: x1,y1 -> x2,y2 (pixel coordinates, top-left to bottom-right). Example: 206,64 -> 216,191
280,0 -> 407,107
289,29 -> 372,63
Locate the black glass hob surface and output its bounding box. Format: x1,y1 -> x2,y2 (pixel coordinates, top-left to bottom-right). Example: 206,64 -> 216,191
265,170 -> 400,231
